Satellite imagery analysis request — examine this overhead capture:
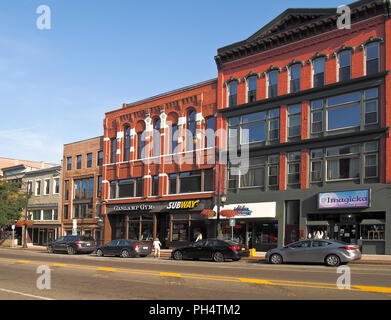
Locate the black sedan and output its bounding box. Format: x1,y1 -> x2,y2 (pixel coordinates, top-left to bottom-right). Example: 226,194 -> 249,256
171,239 -> 249,262
47,235 -> 96,255
96,239 -> 152,258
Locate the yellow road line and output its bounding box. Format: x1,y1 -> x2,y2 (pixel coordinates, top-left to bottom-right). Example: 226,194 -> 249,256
1,256 -> 390,295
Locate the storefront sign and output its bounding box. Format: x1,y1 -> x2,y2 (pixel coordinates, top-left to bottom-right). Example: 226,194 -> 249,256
318,190 -> 370,209
166,200 -> 200,210
233,205 -> 252,216
212,202 -> 276,219
113,204 -> 155,211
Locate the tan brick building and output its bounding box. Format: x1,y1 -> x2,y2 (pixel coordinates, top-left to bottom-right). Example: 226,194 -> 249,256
62,136 -> 104,243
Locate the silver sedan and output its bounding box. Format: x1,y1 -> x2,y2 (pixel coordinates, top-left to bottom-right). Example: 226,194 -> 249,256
265,239 -> 361,267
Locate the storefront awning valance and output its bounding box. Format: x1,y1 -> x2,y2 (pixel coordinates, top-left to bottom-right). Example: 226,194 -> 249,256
360,219 -> 385,225
212,202 -> 276,219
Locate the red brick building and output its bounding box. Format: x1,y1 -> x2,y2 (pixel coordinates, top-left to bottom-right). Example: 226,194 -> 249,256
62,137 -> 104,242
214,0 -> 391,253
102,80 -> 221,248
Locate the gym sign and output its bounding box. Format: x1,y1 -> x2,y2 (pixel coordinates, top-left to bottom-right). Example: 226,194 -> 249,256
166,200 -> 200,210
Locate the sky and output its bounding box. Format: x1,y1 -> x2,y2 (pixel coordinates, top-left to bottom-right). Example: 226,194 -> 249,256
0,0 -> 347,164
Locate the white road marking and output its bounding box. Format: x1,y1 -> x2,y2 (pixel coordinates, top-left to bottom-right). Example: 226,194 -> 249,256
0,288 -> 54,300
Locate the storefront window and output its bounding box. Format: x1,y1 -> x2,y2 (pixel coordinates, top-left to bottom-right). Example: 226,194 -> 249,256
141,221 -> 153,241
172,222 -> 189,241
128,220 -> 140,240
254,223 -> 278,247
360,224 -> 385,240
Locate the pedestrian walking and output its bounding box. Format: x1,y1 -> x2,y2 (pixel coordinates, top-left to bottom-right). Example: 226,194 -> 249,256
153,237 -> 162,258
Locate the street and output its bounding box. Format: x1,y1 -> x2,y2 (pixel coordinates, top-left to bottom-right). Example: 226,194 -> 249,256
0,248 -> 391,301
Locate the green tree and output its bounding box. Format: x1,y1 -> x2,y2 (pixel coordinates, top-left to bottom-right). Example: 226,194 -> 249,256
0,179 -> 26,232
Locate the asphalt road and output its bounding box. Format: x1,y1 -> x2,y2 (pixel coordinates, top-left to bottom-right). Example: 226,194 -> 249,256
0,247 -> 391,301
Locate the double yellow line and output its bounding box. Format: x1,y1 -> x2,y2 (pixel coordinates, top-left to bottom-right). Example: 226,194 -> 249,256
2,257 -> 391,295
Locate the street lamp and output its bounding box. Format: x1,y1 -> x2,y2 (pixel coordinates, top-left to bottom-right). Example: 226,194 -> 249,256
216,144 -> 227,239
23,182 -> 32,248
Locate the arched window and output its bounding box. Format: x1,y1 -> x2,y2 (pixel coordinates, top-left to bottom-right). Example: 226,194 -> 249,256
289,64 -> 301,93
228,81 -> 238,107
247,76 -> 257,103
135,121 -> 145,160
366,42 -> 380,75
187,110 -> 196,151
153,118 -> 161,157
124,125 -> 130,162
110,137 -> 117,163
205,117 -> 215,148
313,58 -> 325,88
167,113 -> 178,154
338,51 -> 351,81
268,71 -> 279,98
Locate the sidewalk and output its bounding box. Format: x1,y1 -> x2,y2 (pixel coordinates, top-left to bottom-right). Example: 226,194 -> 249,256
2,245 -> 391,265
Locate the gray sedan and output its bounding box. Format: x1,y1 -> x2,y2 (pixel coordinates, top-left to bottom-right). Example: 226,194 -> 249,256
265,239 -> 361,267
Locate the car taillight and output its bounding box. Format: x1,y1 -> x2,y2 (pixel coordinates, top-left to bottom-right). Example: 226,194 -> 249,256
134,245 -> 141,249
148,245 -> 151,248
75,242 -> 82,246
340,246 -> 356,251
229,246 -> 240,250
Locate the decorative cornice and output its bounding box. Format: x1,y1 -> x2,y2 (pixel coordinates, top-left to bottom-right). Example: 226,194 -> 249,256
242,71 -> 261,83
284,59 -> 305,72
384,0 -> 391,19
223,76 -> 240,88
359,36 -> 384,50
332,45 -> 355,58
262,65 -> 281,77
307,52 -> 329,65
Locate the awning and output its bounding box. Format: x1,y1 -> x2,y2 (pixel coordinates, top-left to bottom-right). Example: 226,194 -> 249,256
212,202 -> 276,219
307,221 -> 330,226
360,219 -> 385,225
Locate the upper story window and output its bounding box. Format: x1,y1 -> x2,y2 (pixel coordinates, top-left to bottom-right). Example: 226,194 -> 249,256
366,42 -> 379,75
288,105 -> 301,139
64,180 -> 69,200
311,100 -> 323,134
77,155 -> 82,169
97,176 -> 102,197
239,157 -> 266,189
66,157 -> 72,171
290,64 -> 301,93
97,151 -> 103,166
74,178 -> 94,200
187,110 -> 196,151
268,71 -> 278,98
54,178 -> 60,194
287,152 -> 301,187
44,179 -> 50,195
168,169 -> 213,194
228,81 -> 238,107
205,117 -> 215,148
35,180 -> 41,196
87,153 -> 92,168
110,138 -> 117,163
151,175 -> 159,196
137,132 -> 144,159
338,51 -> 351,82
153,118 -> 161,157
247,76 -> 257,103
313,58 -> 325,88
124,126 -> 131,162
326,145 -> 360,181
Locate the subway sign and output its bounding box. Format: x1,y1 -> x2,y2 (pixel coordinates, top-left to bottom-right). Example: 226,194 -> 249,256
318,190 -> 370,209
166,200 -> 200,210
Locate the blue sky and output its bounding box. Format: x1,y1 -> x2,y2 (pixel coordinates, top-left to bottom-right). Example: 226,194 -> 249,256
0,0 -> 347,164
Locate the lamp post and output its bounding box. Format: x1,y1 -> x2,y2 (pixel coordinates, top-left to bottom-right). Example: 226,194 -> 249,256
22,182 -> 32,248
216,145 -> 227,239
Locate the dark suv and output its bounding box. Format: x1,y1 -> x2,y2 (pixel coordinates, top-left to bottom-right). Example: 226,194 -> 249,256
48,235 -> 96,255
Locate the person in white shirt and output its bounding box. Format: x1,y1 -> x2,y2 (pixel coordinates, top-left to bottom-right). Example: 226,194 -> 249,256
195,232 -> 202,242
153,237 -> 162,258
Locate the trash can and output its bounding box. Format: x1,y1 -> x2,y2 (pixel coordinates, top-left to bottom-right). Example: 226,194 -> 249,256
249,248 -> 256,257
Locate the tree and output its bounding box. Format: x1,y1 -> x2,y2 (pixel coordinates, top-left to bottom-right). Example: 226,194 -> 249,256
0,179 -> 26,232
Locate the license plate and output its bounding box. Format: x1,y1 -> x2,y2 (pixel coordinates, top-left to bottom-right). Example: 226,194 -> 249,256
143,247 -> 148,249
86,243 -> 90,246
241,248 -> 245,251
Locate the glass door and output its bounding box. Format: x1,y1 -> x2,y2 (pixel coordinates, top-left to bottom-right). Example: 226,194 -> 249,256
336,224 -> 358,244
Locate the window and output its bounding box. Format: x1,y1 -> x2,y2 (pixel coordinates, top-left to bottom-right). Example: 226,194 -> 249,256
118,179 -> 134,198
288,105 -> 301,138
268,154 -> 279,188
204,169 -> 214,191
64,180 -> 69,200
67,157 -> 72,171
240,157 -> 265,188
110,181 -> 116,199
73,204 -> 93,219
313,58 -> 325,88
77,155 -> 82,169
35,181 -> 41,196
97,176 -> 102,197
287,152 -> 301,186
187,110 -> 196,151
151,175 -> 159,196
364,88 -> 378,125
205,117 -> 215,148
153,119 -> 161,157
168,173 -> 177,194
88,178 -> 94,197
338,51 -> 351,81
247,76 -> 257,103
111,138 -> 117,163
364,142 -> 378,178
268,71 -> 278,98
54,178 -> 60,194
87,153 -> 92,168
33,210 -> 41,220
64,205 -> 69,220
180,171 -> 201,194
43,210 -> 53,221
136,178 -> 143,197
310,149 -> 323,183
137,132 -> 144,159
326,145 -> 360,181
228,81 -> 238,107
327,92 -> 361,131
366,42 -> 379,75
290,64 -> 301,93
74,178 -> 94,199
97,151 -> 103,166
44,179 -> 50,195
170,124 -> 178,154
268,109 -> 280,142
311,100 -> 323,133
124,126 -> 130,161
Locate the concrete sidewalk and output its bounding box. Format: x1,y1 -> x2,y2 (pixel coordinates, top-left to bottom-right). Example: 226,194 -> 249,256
2,245 -> 391,265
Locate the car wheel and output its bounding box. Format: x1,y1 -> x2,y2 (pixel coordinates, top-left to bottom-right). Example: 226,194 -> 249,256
325,254 -> 341,267
269,253 -> 283,264
120,249 -> 130,258
213,251 -> 225,262
173,251 -> 183,260
96,249 -> 104,257
67,246 -> 75,255
47,246 -> 53,254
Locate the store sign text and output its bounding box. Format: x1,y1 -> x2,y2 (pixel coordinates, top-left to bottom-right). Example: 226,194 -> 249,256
166,200 -> 200,210
113,204 -> 155,211
318,190 -> 370,209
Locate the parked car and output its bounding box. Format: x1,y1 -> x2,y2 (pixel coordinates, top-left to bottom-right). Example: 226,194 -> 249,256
47,235 -> 96,255
96,239 -> 152,258
171,239 -> 250,262
265,239 -> 361,267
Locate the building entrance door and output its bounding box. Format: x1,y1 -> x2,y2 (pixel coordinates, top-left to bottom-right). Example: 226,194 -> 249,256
157,214 -> 169,248
335,224 -> 359,245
